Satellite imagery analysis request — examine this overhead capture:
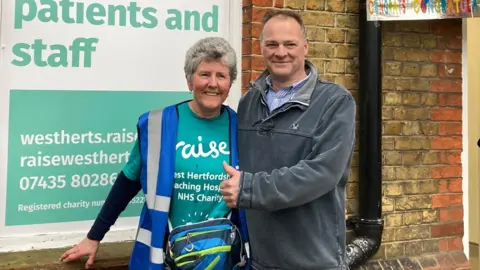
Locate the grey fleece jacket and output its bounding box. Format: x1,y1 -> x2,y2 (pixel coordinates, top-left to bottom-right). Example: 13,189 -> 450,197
236,60 -> 356,270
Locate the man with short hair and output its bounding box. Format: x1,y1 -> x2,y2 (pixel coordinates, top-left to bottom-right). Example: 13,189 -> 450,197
220,10 -> 356,270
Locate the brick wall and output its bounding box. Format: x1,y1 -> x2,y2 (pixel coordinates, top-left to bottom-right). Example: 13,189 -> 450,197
241,0 -> 359,93
375,19 -> 467,269
242,1 -> 468,269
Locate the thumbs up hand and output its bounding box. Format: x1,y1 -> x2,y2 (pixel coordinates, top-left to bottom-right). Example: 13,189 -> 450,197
220,161 -> 241,208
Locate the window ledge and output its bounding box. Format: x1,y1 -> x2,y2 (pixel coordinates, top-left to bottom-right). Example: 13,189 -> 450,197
0,241 -> 132,270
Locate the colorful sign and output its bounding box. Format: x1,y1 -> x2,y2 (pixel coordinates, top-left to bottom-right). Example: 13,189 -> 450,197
367,0 -> 480,20
6,90 -> 191,226
0,0 -> 241,249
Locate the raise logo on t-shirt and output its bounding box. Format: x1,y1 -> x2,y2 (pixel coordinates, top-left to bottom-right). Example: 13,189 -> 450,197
175,136 -> 229,159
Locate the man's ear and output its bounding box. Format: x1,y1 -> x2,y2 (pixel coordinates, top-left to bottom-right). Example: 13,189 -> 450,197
304,39 -> 310,56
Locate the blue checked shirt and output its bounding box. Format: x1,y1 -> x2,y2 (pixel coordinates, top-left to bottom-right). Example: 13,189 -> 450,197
265,72 -> 311,112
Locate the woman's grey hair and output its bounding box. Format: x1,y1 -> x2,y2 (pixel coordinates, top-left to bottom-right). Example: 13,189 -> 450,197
184,37 -> 237,84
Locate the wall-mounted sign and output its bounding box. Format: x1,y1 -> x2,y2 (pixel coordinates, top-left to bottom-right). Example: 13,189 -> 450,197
367,0 -> 480,21
0,0 -> 241,252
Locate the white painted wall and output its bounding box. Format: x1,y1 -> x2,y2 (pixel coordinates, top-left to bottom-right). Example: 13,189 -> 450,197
461,18 -> 469,258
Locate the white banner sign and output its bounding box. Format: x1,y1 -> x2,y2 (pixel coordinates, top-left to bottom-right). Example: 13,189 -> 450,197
0,0 -> 241,252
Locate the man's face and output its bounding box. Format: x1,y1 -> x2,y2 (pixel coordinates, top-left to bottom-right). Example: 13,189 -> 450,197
261,16 -> 309,80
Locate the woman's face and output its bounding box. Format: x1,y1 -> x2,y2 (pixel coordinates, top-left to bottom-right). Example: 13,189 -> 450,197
187,59 -> 231,117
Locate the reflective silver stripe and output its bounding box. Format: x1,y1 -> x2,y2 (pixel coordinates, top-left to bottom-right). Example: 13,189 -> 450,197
245,242 -> 250,258
143,194 -> 170,212
135,110 -> 168,266
136,228 -> 165,264
154,195 -> 170,212
146,109 -> 163,210
150,246 -> 164,264
136,227 -> 152,246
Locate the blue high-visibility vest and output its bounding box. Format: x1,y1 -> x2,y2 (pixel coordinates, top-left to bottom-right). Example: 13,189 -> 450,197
128,103 -> 251,270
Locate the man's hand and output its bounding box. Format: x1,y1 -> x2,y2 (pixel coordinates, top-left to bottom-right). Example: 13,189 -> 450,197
220,161 -> 241,208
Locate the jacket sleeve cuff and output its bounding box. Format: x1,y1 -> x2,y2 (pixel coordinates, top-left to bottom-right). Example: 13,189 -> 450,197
238,171 -> 253,209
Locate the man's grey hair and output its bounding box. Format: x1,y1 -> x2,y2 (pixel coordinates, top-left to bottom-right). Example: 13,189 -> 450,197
184,37 -> 237,84
260,10 -> 307,42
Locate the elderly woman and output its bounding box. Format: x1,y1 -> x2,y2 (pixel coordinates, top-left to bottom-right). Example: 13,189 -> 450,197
60,37 -> 250,270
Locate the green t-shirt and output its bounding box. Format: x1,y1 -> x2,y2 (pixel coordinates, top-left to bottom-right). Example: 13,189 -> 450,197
122,102 -> 231,228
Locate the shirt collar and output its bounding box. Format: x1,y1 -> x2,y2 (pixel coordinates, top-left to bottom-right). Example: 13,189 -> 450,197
265,70 -> 311,91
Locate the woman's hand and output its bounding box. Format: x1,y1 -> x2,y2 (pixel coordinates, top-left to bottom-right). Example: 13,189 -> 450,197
59,237 -> 100,269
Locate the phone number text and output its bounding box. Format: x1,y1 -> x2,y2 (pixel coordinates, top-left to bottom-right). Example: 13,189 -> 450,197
19,173 -> 119,190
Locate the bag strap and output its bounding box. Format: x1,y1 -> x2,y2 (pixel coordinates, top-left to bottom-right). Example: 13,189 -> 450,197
167,211 -> 232,233
168,219 -> 173,232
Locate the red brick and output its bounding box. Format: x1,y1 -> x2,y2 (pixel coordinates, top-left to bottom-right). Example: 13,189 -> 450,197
448,237 -> 464,251
430,51 -> 462,64
432,194 -> 462,208
432,166 -> 462,179
252,39 -> 261,54
440,208 -> 463,222
252,7 -> 272,22
430,20 -> 462,36
430,108 -> 462,121
439,239 -> 449,251
251,72 -> 262,81
243,7 -> 252,23
438,180 -> 448,193
451,250 -> 469,264
431,222 -> 463,237
438,36 -> 462,50
252,23 -> 262,38
435,253 -> 457,268
439,152 -> 461,164
274,0 -> 284,7
439,123 -> 462,135
430,137 -> 462,150
447,179 -> 463,193
243,39 -> 261,55
439,64 -> 462,78
242,72 -> 252,89
242,56 -> 251,70
243,23 -> 252,38
438,180 -> 449,194
438,93 -> 462,107
438,179 -> 463,193
242,40 -> 252,55
251,55 -> 265,71
252,0 -> 274,6
430,79 -> 461,92
243,0 -> 253,7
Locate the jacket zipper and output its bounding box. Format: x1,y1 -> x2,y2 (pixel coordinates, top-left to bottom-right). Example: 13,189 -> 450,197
260,100 -> 308,124
255,84 -> 309,124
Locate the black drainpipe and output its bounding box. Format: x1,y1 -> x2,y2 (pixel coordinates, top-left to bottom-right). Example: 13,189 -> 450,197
345,0 -> 384,269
